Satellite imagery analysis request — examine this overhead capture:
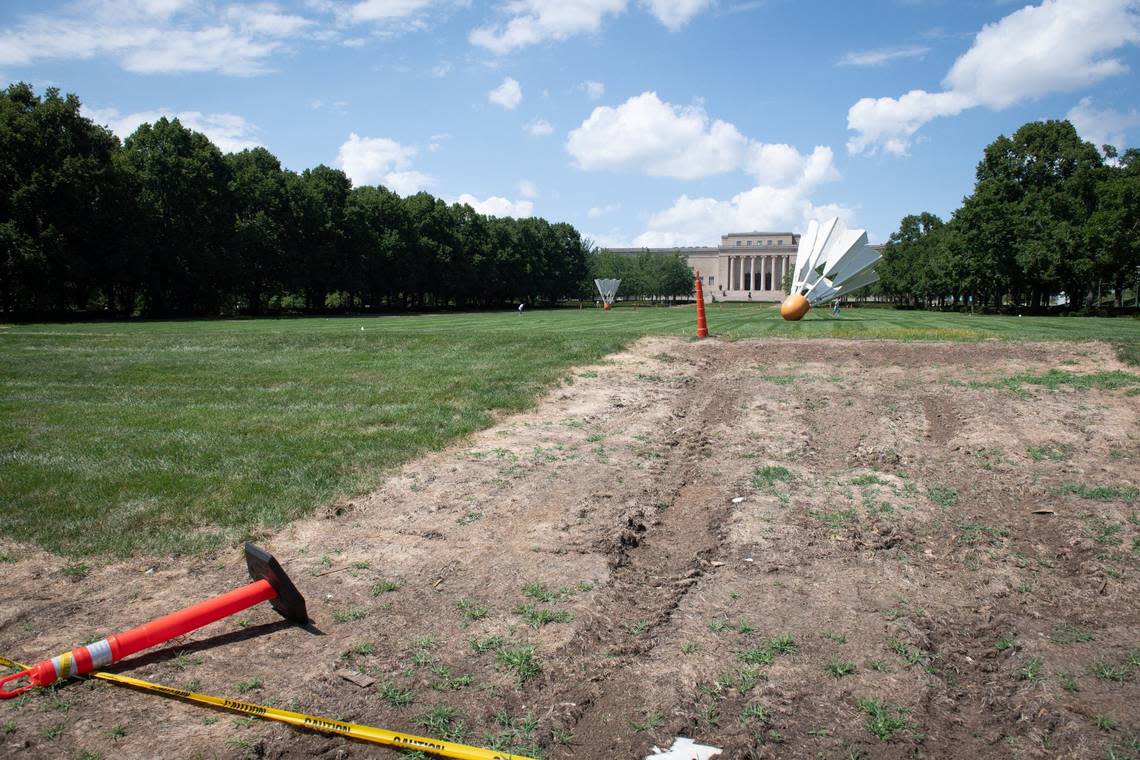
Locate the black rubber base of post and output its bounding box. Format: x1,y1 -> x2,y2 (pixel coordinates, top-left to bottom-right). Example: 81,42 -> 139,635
244,543 -> 309,624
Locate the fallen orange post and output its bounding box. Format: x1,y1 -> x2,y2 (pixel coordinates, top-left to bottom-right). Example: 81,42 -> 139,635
0,544 -> 307,698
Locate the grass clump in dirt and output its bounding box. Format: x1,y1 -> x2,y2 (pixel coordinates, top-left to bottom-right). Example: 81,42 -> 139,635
486,711 -> 542,757
513,603 -> 572,629
495,645 -> 541,684
455,597 -> 490,621
825,658 -> 857,679
1050,622 -> 1094,644
332,606 -> 367,623
856,698 -> 916,741
1060,483 -> 1139,503
753,466 -> 793,496
371,579 -> 402,595
415,706 -> 467,742
1027,443 -> 1073,462
469,635 -> 505,654
429,665 -> 472,691
926,485 -> 959,509
377,681 -> 414,706
628,709 -> 664,732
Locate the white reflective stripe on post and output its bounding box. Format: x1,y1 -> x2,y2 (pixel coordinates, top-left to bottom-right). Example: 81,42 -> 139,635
85,639 -> 113,669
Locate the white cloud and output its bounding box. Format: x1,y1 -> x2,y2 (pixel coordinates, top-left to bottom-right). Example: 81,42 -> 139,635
566,92 -> 848,247
587,203 -> 620,218
427,132 -> 451,152
342,0 -> 438,22
456,193 -> 534,217
431,60 -> 452,77
640,0 -> 712,30
488,77 -> 522,109
518,179 -> 538,198
582,80 -> 605,100
524,118 -> 553,136
847,0 -> 1140,156
83,106 -> 262,153
383,170 -> 433,195
0,0 -> 315,75
335,132 -> 431,193
847,89 -> 973,156
837,45 -> 930,67
224,3 -> 314,37
1066,96 -> 1140,151
634,188 -> 853,248
469,0 -> 627,54
566,91 -> 749,179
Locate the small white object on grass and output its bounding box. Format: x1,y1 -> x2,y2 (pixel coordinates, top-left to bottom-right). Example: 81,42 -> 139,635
645,737 -> 722,759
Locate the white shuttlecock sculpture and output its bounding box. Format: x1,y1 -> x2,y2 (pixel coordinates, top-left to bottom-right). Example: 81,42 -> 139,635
780,217 -> 881,321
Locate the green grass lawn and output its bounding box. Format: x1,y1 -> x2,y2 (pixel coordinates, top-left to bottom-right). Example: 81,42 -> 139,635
3,305 -> 1138,556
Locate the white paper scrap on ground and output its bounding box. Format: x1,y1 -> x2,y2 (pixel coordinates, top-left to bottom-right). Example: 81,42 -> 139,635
645,737 -> 722,759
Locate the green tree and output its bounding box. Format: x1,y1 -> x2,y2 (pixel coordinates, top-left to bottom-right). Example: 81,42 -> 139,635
118,117 -> 233,315
226,148 -> 291,314
0,83 -> 122,313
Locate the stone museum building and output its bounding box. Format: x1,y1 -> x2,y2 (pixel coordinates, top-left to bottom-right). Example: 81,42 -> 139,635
607,231 -> 801,302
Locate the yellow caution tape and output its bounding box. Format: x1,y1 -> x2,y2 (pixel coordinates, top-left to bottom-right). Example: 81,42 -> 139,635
0,656 -> 532,760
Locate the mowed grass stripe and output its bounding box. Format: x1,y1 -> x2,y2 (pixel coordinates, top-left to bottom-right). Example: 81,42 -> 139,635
2,306 -> 1138,557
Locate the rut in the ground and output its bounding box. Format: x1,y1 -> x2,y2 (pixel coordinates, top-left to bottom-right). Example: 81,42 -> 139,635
544,353 -> 746,758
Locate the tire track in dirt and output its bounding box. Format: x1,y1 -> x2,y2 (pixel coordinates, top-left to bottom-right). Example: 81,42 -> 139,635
543,349 -> 747,758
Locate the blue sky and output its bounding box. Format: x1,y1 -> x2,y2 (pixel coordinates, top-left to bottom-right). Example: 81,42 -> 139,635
2,0 -> 1139,246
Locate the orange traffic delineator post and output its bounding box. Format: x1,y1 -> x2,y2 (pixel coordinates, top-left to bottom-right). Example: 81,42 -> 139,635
0,543 -> 307,698
694,270 -> 709,338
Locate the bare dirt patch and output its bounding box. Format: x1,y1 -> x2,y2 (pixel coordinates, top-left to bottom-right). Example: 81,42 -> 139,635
2,338 -> 1138,759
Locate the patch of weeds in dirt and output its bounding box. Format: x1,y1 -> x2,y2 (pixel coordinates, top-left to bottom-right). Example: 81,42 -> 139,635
623,619 -> 650,636
681,642 -> 700,654
1094,714 -> 1120,732
856,698 -> 916,742
1027,442 -> 1073,462
956,519 -> 1010,546
2,720 -> 16,735
826,658 -> 857,679
628,709 -> 664,732
996,635 -> 1021,652
810,507 -> 858,530
371,579 -> 402,595
889,638 -> 929,667
429,665 -> 473,691
456,511 -> 482,526
1056,671 -> 1080,692
513,603 -> 572,629
758,373 -> 799,385
60,562 -> 88,580
411,637 -> 439,667
766,634 -> 798,656
332,606 -> 367,623
740,703 -> 771,724
739,647 -> 775,666
753,466 -> 793,500
926,485 -> 958,509
708,617 -> 729,633
695,702 -> 720,727
1061,483 -> 1139,503
1050,622 -> 1094,644
415,706 -> 467,742
455,597 -> 490,621
823,631 -> 849,644
486,711 -> 542,757
1091,657 -> 1133,683
852,473 -> 890,487
470,635 -> 505,654
39,722 -> 66,740
235,678 -> 262,693
974,448 -> 1006,470
377,680 -> 415,706
496,645 -> 540,684
1018,656 -> 1044,682
867,659 -> 891,673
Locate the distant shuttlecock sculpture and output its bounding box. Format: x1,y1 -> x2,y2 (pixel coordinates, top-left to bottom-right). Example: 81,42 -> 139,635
780,217 -> 881,320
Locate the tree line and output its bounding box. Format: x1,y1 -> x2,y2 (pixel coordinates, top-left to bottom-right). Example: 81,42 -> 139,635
0,83 -> 591,317
876,120 -> 1140,311
588,249 -> 695,303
